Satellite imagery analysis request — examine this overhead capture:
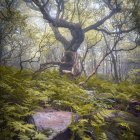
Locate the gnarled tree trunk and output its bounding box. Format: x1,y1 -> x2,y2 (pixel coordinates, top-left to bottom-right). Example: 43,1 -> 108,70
60,51 -> 81,76
50,23 -> 84,76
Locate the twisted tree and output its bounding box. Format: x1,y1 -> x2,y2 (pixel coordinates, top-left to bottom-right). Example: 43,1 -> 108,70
24,0 -> 139,76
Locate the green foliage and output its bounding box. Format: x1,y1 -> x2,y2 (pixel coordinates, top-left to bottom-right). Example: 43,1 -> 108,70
73,75 -> 140,139
0,66 -> 48,139
0,66 -> 88,139
86,76 -> 140,101
1,66 -> 140,140
0,0 -> 26,36
127,69 -> 140,84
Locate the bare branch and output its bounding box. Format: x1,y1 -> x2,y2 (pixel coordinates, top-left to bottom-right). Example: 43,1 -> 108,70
83,6 -> 121,33
95,26 -> 138,35
80,36 -> 120,85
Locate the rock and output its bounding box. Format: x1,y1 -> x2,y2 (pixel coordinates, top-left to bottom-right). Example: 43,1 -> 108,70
129,99 -> 140,117
32,109 -> 73,140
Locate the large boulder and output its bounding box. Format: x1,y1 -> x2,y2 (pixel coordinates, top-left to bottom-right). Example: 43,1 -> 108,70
32,109 -> 73,140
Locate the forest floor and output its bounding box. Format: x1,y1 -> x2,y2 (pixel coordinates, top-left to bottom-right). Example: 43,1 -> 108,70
0,66 -> 140,140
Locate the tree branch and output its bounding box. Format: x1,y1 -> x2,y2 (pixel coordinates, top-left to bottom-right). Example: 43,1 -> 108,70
95,26 -> 138,35
80,36 -> 120,85
49,24 -> 70,49
83,7 -> 121,33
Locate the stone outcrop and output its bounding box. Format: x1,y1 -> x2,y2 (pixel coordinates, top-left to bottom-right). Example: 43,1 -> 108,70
32,109 -> 73,140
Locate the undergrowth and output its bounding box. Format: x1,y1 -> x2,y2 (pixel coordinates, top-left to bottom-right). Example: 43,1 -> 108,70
0,66 -> 140,140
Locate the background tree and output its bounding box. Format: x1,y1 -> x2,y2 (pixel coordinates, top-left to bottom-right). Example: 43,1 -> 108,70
0,0 -> 26,64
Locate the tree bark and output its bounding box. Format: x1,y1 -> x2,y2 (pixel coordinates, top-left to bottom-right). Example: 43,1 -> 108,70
60,51 -> 81,76
111,52 -> 119,83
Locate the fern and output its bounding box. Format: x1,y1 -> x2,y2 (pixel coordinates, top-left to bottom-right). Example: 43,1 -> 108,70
1,66 -> 140,140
